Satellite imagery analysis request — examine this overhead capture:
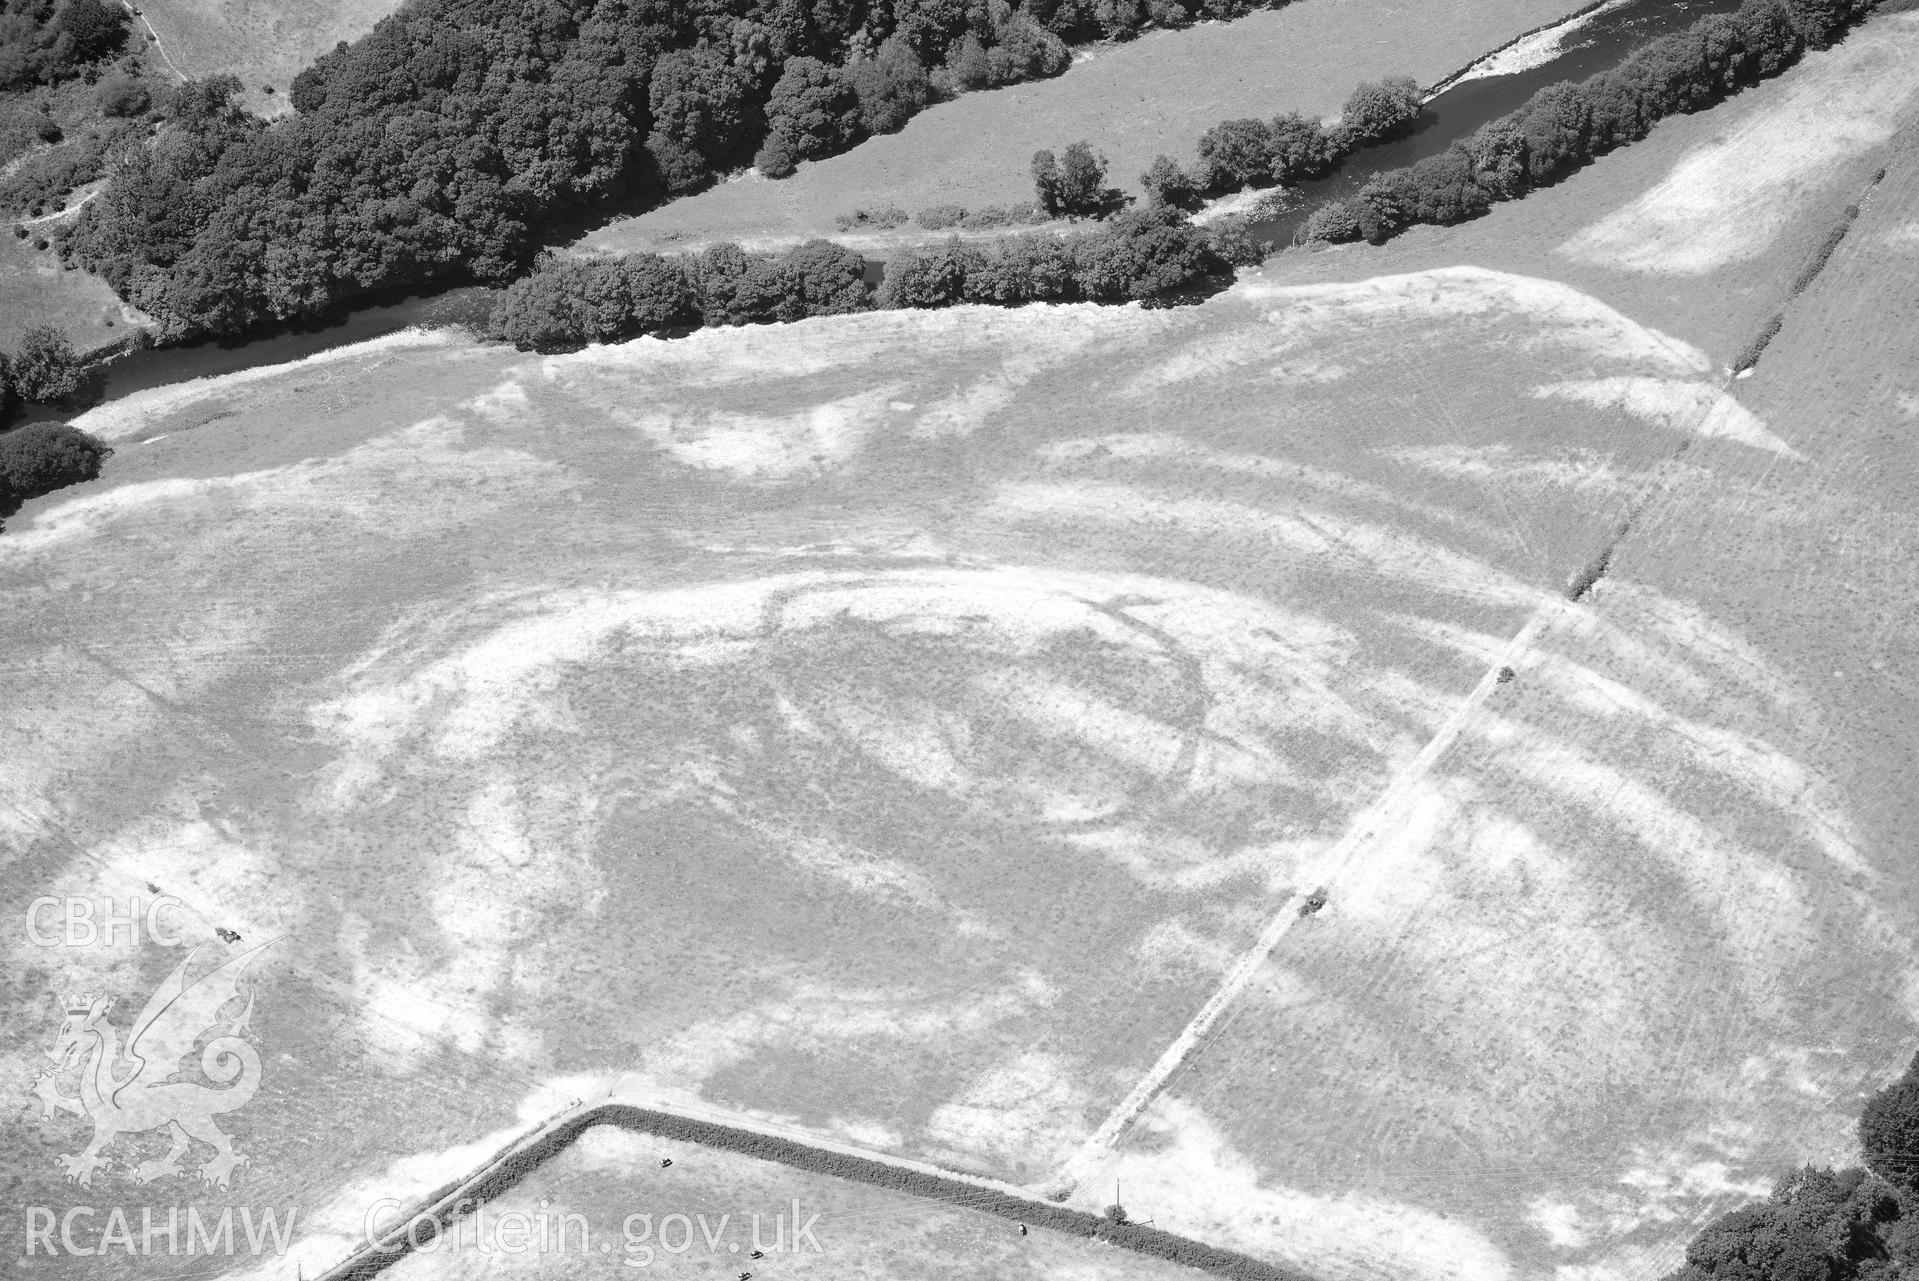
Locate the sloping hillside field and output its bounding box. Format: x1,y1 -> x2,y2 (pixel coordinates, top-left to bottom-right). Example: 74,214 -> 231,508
3,248 -> 1914,1278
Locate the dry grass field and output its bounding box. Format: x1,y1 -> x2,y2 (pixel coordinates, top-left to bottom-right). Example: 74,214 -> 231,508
379,1123 -> 1215,1281
5,226 -> 1909,1281
5,12 -> 1918,1281
579,0 -> 1593,258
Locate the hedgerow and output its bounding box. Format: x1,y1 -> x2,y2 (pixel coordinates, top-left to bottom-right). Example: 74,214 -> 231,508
589,1105 -> 1309,1281
489,209 -> 1239,351
1301,0 -> 1881,246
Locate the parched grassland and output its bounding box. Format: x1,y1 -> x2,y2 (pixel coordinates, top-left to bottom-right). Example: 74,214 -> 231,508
380,1124 -> 1219,1281
131,0 -> 402,115
579,0 -> 1593,258
1243,8 -> 1919,366
4,254 -> 1893,1281
1058,63 -> 1919,1281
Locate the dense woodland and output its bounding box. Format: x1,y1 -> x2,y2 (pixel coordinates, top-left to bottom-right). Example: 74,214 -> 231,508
1300,0 -> 1879,244
48,0 -> 1317,342
0,0 -> 126,92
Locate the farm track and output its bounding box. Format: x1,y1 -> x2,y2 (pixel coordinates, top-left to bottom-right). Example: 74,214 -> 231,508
119,0 -> 190,82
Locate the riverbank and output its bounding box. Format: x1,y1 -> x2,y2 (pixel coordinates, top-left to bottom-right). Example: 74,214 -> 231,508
579,0 -> 1596,260
0,0 -> 1769,413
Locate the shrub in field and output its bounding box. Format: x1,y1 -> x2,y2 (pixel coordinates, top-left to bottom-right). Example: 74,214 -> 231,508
1141,153 -> 1202,210
1336,76 -> 1423,146
958,204 -> 1017,229
0,101 -> 61,166
1197,117 -> 1280,192
0,421 -> 110,515
835,205 -> 909,231
96,70 -> 151,118
1204,214 -> 1264,267
1267,110 -> 1338,181
915,203 -> 968,230
9,323 -> 82,403
1033,140 -> 1114,218
1300,198 -> 1363,243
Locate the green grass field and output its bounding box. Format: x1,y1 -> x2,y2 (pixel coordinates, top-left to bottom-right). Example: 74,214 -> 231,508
0,223 -> 142,351
134,0 -> 403,115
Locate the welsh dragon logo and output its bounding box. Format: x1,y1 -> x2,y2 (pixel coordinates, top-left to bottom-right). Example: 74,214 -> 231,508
32,939 -> 277,1189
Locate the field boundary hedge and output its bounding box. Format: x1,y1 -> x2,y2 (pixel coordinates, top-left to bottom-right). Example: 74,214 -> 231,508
315,1100 -> 1312,1281
1299,0 -> 1885,248
1730,162 -> 1887,372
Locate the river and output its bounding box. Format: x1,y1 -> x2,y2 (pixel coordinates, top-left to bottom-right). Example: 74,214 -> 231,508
54,0 -> 1740,411
1246,0 -> 1747,245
